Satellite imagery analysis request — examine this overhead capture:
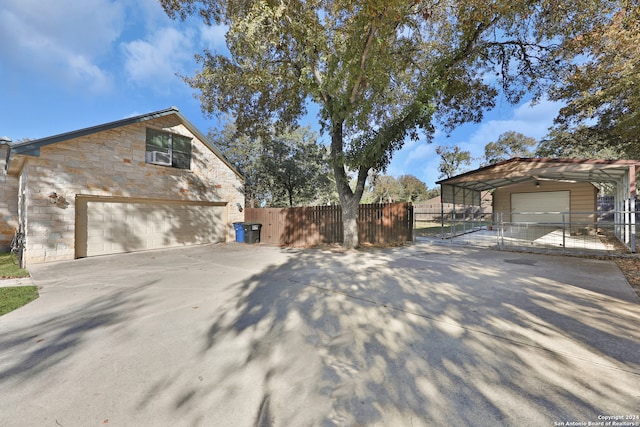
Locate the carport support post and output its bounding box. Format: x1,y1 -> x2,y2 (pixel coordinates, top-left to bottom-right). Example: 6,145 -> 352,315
463,189 -> 467,234
440,196 -> 445,239
452,187 -> 456,236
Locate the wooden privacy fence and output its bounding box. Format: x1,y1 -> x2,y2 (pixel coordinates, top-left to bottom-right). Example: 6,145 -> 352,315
244,202 -> 413,246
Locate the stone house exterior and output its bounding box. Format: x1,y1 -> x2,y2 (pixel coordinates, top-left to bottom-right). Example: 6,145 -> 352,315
0,144 -> 19,249
1,107 -> 245,266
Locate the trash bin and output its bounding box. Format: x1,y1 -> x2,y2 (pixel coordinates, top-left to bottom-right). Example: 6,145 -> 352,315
242,222 -> 262,244
233,222 -> 245,243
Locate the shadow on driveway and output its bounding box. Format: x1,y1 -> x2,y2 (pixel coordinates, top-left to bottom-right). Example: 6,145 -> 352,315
1,243 -> 638,426
145,245 -> 640,426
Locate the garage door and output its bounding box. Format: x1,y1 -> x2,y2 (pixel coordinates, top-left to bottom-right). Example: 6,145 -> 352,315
76,198 -> 226,257
511,191 -> 569,223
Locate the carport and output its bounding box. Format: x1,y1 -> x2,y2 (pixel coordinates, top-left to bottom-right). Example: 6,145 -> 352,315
436,158 -> 640,253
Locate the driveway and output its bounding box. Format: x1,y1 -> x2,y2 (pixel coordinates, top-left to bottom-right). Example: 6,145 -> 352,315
0,243 -> 638,426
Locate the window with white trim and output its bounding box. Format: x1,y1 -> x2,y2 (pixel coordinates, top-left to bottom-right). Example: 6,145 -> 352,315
145,128 -> 192,169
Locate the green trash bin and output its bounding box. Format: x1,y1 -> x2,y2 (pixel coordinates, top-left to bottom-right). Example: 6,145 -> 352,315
242,223 -> 262,243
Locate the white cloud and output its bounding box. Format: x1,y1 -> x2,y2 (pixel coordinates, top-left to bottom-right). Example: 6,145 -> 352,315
121,27 -> 195,90
68,55 -> 113,93
0,0 -> 123,92
199,24 -> 229,50
465,98 -> 563,150
406,143 -> 436,163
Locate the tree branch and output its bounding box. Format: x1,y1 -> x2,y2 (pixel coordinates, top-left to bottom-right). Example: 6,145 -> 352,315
349,17 -> 380,105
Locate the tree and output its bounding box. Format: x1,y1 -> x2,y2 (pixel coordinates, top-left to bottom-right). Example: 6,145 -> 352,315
162,0 -> 623,248
368,174 -> 431,203
370,175 -> 404,203
425,187 -> 441,201
436,145 -> 471,179
536,125 -> 628,159
398,175 -> 429,203
260,127 -> 333,207
548,3 -> 640,158
208,118 -> 266,207
210,120 -> 333,207
483,131 -> 537,165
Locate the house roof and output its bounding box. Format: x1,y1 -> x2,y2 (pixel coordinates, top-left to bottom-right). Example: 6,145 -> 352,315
5,107 -> 244,180
436,157 -> 640,204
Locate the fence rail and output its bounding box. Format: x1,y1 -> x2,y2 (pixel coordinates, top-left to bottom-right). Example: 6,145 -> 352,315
245,202 -> 413,247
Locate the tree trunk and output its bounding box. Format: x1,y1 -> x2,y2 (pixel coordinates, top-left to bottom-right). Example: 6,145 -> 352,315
330,119 -> 368,249
341,192 -> 360,248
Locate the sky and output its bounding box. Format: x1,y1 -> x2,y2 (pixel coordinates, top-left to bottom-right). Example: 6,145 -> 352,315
0,0 -> 563,189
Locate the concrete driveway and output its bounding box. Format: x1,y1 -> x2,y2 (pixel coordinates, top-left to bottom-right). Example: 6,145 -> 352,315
1,243 -> 639,426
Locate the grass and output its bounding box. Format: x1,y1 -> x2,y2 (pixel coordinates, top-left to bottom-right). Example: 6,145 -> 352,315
0,252 -> 34,316
0,252 -> 30,278
0,286 -> 39,316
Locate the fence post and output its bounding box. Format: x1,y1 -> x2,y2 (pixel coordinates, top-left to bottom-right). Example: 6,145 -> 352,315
498,212 -> 504,249
631,197 -> 637,253
562,212 -> 566,251
625,198 -> 630,245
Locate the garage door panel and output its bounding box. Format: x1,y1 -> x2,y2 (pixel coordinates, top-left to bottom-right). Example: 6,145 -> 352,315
511,191 -> 569,223
77,199 -> 226,257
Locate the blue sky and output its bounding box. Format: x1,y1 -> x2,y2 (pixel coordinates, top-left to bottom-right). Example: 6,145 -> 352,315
0,0 -> 563,189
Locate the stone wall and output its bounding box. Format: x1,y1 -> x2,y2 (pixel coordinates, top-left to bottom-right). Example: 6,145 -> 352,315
18,115 -> 244,264
0,145 -> 19,251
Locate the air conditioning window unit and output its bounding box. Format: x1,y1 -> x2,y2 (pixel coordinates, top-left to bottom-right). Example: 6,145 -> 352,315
149,151 -> 171,166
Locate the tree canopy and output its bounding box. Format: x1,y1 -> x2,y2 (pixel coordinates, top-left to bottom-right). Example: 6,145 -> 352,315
367,174 -> 431,203
210,120 -> 333,207
548,2 -> 640,159
260,127 -> 333,207
162,0 -> 625,247
483,131 -> 537,165
436,145 -> 471,179
536,125 -> 628,160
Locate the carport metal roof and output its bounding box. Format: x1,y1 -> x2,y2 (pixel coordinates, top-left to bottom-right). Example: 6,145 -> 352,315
437,158 -> 640,205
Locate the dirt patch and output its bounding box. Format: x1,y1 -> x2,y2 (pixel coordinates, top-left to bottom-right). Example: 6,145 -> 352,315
615,257 -> 640,299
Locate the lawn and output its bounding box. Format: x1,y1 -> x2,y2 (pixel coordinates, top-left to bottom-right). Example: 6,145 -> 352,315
0,252 -> 30,278
0,286 -> 39,316
0,253 -> 35,316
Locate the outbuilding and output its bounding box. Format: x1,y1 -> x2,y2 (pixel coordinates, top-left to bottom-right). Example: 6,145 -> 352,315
0,107 -> 245,266
437,158 -> 640,252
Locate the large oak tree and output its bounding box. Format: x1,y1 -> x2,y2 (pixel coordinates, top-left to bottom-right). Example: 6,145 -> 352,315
548,2 -> 640,159
532,1 -> 640,163
161,0 -> 620,248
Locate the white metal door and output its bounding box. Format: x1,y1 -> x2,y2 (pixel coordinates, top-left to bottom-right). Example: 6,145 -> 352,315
511,191 -> 570,223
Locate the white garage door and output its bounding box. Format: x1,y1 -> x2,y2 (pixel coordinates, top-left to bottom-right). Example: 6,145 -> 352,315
76,198 -> 226,257
511,191 -> 570,224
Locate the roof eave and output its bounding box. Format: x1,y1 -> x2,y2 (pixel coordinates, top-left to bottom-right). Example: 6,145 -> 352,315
7,107 -> 245,181
10,107 -> 180,156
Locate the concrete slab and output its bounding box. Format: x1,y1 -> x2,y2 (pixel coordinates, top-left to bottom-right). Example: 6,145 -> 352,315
0,242 -> 638,426
434,226 -> 620,255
